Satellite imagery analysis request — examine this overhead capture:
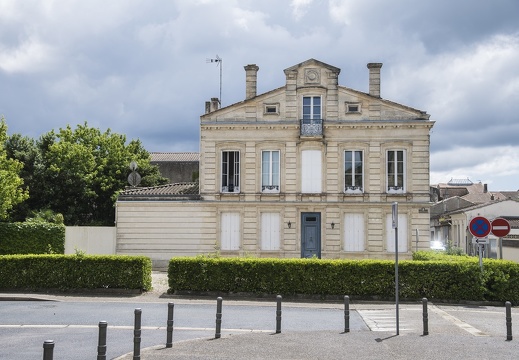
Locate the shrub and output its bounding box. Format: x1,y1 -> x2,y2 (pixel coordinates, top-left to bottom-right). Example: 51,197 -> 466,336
168,256 -> 519,304
0,222 -> 65,254
0,254 -> 152,291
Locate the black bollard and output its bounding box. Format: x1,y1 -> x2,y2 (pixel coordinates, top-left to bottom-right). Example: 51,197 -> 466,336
97,321 -> 107,360
506,301 -> 512,341
344,295 -> 350,333
166,302 -> 174,348
276,295 -> 282,334
215,297 -> 223,339
133,308 -> 142,360
422,298 -> 429,336
43,340 -> 54,360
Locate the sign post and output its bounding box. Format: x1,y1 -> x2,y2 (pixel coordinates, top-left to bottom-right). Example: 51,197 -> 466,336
469,217 -> 491,271
392,202 -> 399,336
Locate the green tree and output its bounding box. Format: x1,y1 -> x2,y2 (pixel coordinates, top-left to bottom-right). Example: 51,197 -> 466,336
0,118 -> 29,220
7,122 -> 167,225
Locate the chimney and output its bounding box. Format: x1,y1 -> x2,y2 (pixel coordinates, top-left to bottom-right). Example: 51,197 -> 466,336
367,63 -> 383,98
205,98 -> 220,114
244,64 -> 259,100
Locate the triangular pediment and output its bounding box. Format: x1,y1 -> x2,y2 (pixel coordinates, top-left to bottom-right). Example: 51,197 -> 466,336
283,58 -> 340,75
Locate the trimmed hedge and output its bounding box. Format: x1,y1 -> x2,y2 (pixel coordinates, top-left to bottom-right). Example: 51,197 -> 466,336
0,254 -> 152,291
168,257 -> 519,304
0,222 -> 65,254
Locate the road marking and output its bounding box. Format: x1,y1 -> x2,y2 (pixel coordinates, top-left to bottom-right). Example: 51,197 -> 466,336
429,305 -> 488,337
357,310 -> 413,332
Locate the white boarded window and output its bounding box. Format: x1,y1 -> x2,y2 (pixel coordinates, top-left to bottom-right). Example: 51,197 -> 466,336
261,213 -> 280,250
386,214 -> 408,253
302,150 -> 321,193
344,213 -> 365,252
221,212 -> 240,250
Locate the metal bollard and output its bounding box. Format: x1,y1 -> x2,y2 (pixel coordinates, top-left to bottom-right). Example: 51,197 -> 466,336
215,297 -> 223,339
422,298 -> 429,336
344,295 -> 350,333
133,308 -> 142,360
97,321 -> 107,360
276,295 -> 282,334
506,301 -> 512,341
43,340 -> 54,360
166,302 -> 174,348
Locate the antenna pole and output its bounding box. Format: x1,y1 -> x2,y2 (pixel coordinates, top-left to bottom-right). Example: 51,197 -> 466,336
206,55 -> 222,105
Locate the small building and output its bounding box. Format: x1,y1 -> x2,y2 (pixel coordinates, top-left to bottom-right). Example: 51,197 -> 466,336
117,59 -> 435,269
150,152 -> 199,183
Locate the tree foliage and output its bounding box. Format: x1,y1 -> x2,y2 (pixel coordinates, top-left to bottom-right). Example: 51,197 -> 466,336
6,121 -> 168,225
0,118 -> 29,220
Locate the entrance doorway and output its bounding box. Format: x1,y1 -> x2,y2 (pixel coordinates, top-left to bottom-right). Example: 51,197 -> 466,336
301,212 -> 321,258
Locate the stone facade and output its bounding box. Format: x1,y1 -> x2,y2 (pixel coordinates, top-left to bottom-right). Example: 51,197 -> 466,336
117,58 -> 435,268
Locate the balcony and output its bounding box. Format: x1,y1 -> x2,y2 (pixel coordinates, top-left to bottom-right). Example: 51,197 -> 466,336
300,119 -> 322,137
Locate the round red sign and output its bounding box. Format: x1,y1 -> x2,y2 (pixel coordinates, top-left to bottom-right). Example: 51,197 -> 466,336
469,216 -> 491,238
491,218 -> 511,238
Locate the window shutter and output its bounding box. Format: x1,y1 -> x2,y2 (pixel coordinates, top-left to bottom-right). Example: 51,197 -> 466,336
344,213 -> 365,252
302,150 -> 321,193
386,214 -> 408,253
221,213 -> 240,250
261,213 -> 280,250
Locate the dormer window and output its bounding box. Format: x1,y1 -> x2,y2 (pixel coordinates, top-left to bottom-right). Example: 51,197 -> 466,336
346,102 -> 361,113
264,104 -> 279,115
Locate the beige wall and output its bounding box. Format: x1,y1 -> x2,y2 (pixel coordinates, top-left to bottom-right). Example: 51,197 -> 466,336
116,201 -> 217,269
65,226 -> 116,255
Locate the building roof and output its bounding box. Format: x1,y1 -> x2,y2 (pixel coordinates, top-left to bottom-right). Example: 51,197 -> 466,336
118,182 -> 200,201
150,152 -> 200,162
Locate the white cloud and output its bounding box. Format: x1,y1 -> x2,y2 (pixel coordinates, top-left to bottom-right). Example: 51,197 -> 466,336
290,0 -> 313,20
0,36 -> 55,73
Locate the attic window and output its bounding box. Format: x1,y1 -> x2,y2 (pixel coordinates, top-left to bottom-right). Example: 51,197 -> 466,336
264,104 -> 279,115
346,102 -> 361,113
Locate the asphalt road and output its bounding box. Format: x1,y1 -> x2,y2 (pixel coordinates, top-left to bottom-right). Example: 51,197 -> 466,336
2,273 -> 519,359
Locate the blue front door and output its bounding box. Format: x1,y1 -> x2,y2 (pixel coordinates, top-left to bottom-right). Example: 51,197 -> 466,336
301,212 -> 321,258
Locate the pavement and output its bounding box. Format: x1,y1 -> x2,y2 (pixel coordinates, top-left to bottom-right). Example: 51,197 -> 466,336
2,272 -> 519,359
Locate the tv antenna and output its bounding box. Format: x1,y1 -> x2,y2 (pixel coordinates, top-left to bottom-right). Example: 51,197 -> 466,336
206,55 -> 222,105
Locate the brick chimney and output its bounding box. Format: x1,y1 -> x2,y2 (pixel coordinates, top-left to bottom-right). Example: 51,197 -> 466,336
244,64 -> 259,100
367,63 -> 383,98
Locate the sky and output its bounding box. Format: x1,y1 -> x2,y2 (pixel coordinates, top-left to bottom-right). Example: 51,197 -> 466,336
1,0 -> 518,191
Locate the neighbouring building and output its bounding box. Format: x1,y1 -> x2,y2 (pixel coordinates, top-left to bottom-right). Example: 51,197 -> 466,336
150,152 -> 199,183
430,179 -> 519,259
116,59 -> 435,269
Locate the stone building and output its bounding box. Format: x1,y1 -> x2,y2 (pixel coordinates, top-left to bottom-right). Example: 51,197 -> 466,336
150,152 -> 199,183
116,59 -> 435,268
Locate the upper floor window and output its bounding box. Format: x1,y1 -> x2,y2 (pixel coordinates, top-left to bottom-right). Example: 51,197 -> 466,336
346,102 -> 361,113
302,96 -> 321,120
387,150 -> 406,193
264,104 -> 279,115
345,150 -> 363,193
262,150 -> 280,193
222,150 -> 240,193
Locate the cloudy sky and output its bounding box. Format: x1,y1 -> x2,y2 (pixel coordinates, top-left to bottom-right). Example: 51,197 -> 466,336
1,0 -> 518,190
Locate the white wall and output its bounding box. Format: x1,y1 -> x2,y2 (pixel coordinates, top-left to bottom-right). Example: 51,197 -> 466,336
65,227 -> 116,255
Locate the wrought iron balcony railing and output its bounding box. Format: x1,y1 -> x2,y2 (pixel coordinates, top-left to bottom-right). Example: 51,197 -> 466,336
300,119 -> 322,136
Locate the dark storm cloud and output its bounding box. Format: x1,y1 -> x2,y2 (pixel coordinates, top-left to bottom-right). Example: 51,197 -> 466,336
1,0 -> 518,189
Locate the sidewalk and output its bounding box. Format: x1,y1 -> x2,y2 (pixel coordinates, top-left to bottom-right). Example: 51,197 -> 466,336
114,329 -> 518,360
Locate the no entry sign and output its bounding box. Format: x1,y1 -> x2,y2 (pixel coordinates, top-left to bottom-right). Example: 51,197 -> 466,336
469,216 -> 491,238
491,218 -> 511,238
